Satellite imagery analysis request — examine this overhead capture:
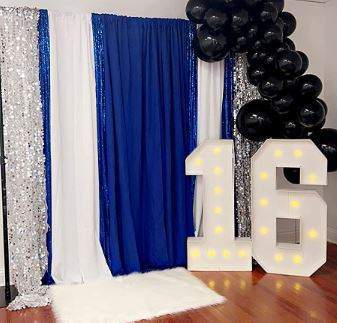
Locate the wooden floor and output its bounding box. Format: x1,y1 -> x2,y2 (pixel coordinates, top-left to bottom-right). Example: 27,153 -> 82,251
1,243 -> 336,323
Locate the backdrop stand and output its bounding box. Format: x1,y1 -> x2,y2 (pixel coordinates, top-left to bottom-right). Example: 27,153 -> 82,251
0,65 -> 18,307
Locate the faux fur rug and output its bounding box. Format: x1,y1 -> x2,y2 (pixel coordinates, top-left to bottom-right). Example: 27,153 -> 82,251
50,267 -> 225,323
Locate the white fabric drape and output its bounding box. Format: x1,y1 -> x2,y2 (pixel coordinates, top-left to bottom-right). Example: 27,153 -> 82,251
194,59 -> 225,236
49,12 -> 111,284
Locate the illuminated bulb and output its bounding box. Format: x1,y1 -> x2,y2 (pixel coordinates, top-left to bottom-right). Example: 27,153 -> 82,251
274,149 -> 283,158
259,226 -> 269,235
293,282 -> 301,291
292,255 -> 303,264
222,249 -> 231,259
190,248 -> 200,259
274,254 -> 284,263
223,279 -> 231,288
213,186 -> 223,195
276,281 -> 283,290
238,250 -> 247,258
308,229 -> 318,239
214,226 -> 224,235
308,173 -> 318,184
213,166 -> 223,175
213,146 -> 222,155
207,249 -> 216,258
208,280 -> 216,289
213,206 -> 222,215
293,149 -> 303,158
194,158 -> 203,166
259,172 -> 269,181
259,198 -> 269,207
290,200 -> 301,209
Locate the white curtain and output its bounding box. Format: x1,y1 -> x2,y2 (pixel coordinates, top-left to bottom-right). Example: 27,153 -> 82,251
194,59 -> 225,236
49,12 -> 111,284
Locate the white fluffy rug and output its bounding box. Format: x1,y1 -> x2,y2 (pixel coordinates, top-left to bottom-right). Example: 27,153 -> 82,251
50,268 -> 225,323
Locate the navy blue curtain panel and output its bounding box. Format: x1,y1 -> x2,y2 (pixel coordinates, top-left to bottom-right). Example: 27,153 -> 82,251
38,9 -> 54,285
92,14 -> 197,275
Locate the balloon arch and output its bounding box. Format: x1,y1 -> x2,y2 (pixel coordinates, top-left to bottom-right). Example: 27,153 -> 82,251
186,0 -> 337,176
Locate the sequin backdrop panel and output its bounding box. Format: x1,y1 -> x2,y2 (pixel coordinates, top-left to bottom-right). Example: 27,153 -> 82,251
0,7 -> 49,309
233,54 -> 262,238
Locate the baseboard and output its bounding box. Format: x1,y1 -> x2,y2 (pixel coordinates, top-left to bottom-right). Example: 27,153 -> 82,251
328,227 -> 337,244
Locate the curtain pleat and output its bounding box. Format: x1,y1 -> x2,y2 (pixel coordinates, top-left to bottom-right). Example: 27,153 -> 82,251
48,12 -> 111,284
193,59 -> 225,236
92,14 -> 196,275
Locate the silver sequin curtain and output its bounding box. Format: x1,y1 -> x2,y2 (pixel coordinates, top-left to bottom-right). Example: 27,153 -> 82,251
233,54 -> 262,237
0,7 -> 49,310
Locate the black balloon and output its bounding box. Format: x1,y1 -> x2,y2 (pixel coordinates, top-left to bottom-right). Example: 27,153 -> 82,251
193,37 -> 227,62
252,39 -> 263,50
247,65 -> 268,86
263,51 -> 277,69
259,3 -> 278,24
274,41 -> 290,53
310,128 -> 337,172
262,24 -> 283,45
295,51 -> 309,76
196,26 -> 229,58
296,74 -> 323,101
231,8 -> 249,29
247,24 -> 259,41
284,38 -> 295,50
306,118 -> 326,136
258,76 -> 284,99
236,99 -> 277,141
232,35 -> 249,53
297,99 -> 326,128
205,8 -> 228,32
277,50 -> 302,77
317,98 -> 328,115
283,168 -> 300,184
247,48 -> 268,66
186,0 -> 210,24
272,91 -> 295,115
280,12 -> 297,37
279,119 -> 307,139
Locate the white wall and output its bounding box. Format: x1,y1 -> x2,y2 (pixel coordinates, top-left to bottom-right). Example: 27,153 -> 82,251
0,0 -> 335,285
0,0 -> 187,17
323,0 -> 337,244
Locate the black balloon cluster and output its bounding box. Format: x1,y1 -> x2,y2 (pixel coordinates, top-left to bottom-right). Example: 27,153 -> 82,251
186,0 -> 337,174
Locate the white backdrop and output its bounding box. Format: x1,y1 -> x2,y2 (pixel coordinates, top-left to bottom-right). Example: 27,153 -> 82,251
0,0 -> 335,284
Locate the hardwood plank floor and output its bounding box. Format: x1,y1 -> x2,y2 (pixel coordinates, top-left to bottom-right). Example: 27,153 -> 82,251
1,243 -> 336,322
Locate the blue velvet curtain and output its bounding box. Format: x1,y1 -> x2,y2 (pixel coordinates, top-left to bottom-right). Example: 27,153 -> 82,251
38,9 -> 54,285
92,14 -> 197,275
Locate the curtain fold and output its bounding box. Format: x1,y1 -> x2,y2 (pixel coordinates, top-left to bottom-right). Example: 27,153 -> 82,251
193,59 -> 225,236
92,14 -> 196,275
48,12 -> 111,284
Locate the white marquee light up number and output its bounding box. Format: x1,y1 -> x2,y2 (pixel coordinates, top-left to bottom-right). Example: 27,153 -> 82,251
251,139 -> 327,277
186,139 -> 327,276
186,140 -> 252,271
